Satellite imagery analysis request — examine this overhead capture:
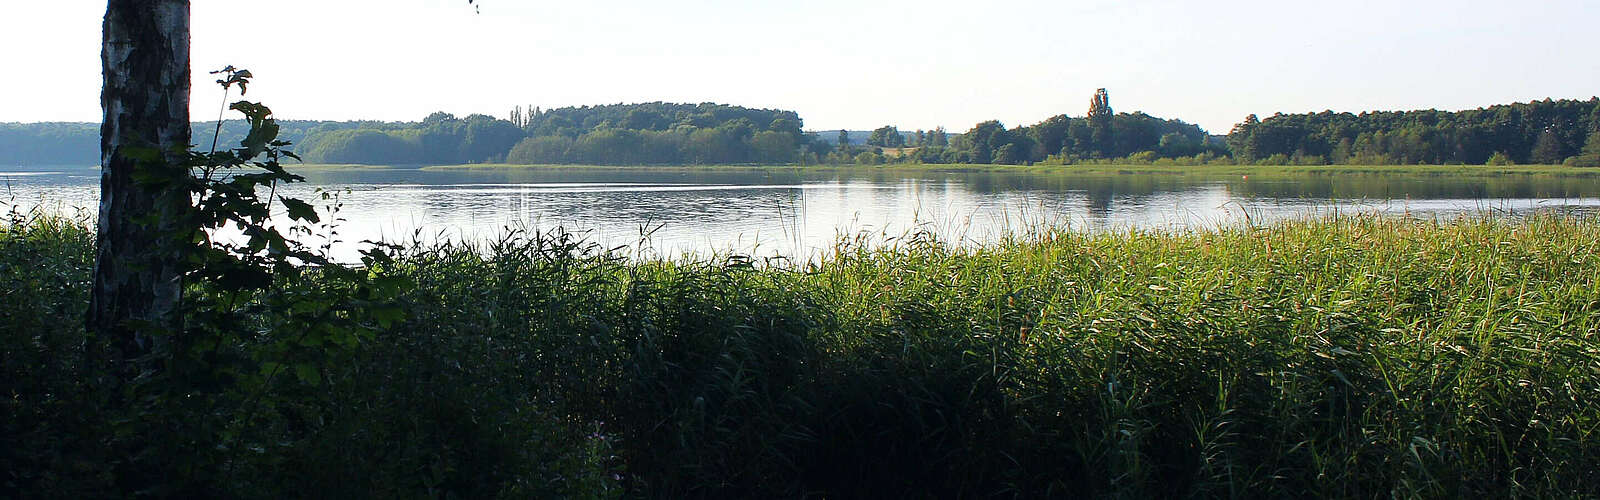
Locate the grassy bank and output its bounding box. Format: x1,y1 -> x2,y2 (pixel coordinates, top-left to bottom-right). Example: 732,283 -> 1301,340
411,162 -> 1600,177
4,214 -> 1599,497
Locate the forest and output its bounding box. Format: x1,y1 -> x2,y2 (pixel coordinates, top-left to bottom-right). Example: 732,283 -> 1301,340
500,102 -> 810,165
888,112 -> 1227,165
5,94 -> 1600,167
1229,98 -> 1600,166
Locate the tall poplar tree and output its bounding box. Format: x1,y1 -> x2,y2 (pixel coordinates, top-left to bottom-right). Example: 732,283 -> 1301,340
1087,88 -> 1114,157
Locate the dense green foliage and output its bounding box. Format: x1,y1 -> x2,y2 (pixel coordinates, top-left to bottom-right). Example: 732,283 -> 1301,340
867,125 -> 906,147
1228,98 -> 1600,165
296,112 -> 530,165
1564,131 -> 1600,167
4,213 -> 1598,497
878,89 -> 1228,166
942,112 -> 1226,165
503,103 -> 809,165
289,103 -> 814,166
281,103 -> 806,166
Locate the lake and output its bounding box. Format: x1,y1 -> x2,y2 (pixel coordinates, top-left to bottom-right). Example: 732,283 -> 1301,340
5,165 -> 1600,261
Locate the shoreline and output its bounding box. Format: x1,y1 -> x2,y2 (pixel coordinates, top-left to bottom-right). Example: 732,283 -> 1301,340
410,162 -> 1599,176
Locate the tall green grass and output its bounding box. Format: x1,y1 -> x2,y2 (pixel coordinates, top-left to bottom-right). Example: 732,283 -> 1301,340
804,215 -> 1600,496
3,211 -> 1597,497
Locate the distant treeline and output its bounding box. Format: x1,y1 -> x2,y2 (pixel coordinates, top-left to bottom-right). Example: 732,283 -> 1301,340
0,122 -> 99,165
1228,98 -> 1600,166
838,89 -> 1229,166
287,102 -> 813,165
502,103 -> 809,165
1,120 -> 374,166
294,114 -> 526,165
5,95 -> 1599,167
854,112 -> 1227,166
0,104 -> 812,166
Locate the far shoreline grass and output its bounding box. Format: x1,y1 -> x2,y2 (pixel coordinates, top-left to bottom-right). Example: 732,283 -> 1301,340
403,162 -> 1600,177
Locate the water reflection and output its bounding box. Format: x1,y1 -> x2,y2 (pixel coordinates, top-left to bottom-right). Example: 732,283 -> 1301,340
6,165 -> 1600,261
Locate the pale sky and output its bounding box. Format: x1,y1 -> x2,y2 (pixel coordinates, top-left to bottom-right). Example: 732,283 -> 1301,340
2,0 -> 1597,134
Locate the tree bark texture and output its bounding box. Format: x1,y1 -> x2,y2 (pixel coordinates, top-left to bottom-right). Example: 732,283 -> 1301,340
91,0 -> 191,355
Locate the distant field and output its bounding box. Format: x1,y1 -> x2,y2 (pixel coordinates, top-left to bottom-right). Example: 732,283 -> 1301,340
877,147 -> 920,157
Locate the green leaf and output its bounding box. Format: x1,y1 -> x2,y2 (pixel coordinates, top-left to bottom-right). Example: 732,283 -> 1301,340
230,100 -> 280,158
241,122 -> 279,158
293,363 -> 320,386
372,305 -> 406,328
281,197 -> 320,223
371,275 -> 411,293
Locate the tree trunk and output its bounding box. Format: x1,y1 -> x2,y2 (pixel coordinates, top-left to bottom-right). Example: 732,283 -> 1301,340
90,0 -> 191,357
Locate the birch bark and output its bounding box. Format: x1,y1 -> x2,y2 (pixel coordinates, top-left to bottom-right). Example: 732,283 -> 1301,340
90,0 -> 192,356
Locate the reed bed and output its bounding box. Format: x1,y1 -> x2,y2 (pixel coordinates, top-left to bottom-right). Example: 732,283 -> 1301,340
3,212 -> 1597,497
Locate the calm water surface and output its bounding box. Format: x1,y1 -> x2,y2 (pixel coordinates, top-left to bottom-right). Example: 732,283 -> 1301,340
6,165 -> 1600,260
